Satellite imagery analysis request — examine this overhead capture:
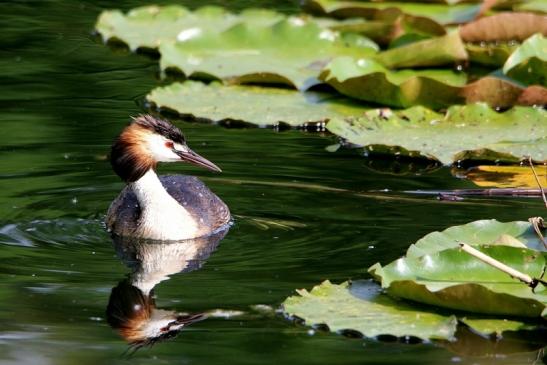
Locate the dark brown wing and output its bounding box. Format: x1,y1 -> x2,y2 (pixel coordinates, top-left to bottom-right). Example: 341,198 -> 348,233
106,175 -> 230,237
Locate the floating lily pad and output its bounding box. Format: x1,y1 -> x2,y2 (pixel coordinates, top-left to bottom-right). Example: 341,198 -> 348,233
503,33 -> 547,86
461,76 -> 547,107
375,31 -> 468,68
369,245 -> 547,317
329,11 -> 445,45
283,280 -> 459,340
513,0 -> 547,13
146,81 -> 369,127
461,165 -> 547,188
326,103 -> 547,164
459,12 -> 547,43
159,19 -> 378,90
320,56 -> 466,108
283,280 -> 539,341
465,42 -> 519,67
406,219 -> 546,259
302,0 -> 482,25
95,5 -> 284,51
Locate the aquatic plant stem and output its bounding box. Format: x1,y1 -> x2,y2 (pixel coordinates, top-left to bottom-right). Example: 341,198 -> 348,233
528,157 -> 547,208
528,217 -> 547,249
457,242 -> 544,289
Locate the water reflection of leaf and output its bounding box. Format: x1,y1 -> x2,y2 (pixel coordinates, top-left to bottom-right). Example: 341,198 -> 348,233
460,165 -> 547,188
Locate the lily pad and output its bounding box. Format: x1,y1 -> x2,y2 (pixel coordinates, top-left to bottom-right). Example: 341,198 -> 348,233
461,76 -> 547,107
159,18 -> 378,90
146,81 -> 369,127
369,245 -> 547,317
513,0 -> 547,13
459,13 -> 547,43
406,219 -> 546,259
326,103 -> 547,165
503,33 -> 547,86
320,56 -> 466,108
375,31 -> 468,69
302,0 -> 482,25
465,42 -> 519,67
283,280 -> 539,341
283,280 -> 459,340
329,11 -> 445,45
95,5 -> 284,51
461,165 -> 547,188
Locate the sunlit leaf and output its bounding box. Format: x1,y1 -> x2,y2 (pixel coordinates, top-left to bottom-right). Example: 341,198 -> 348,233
159,18 -> 378,90
146,81 -> 369,127
283,280 -> 459,340
465,42 -> 518,67
329,12 -> 445,45
370,246 -> 547,318
320,56 -> 466,108
375,31 -> 468,68
326,103 -> 547,165
283,280 -> 539,341
513,0 -> 547,13
95,5 -> 284,51
406,219 -> 546,258
302,0 -> 482,25
503,33 -> 547,86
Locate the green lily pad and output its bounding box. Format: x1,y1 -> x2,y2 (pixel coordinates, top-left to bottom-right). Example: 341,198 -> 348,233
95,5 -> 284,51
329,12 -> 445,45
513,0 -> 547,13
302,0 -> 482,25
375,31 -> 468,68
159,18 -> 378,90
466,42 -> 519,67
283,280 -> 459,340
369,245 -> 547,317
503,33 -> 547,87
146,81 -> 369,127
326,103 -> 547,165
407,219 -> 546,259
283,280 -> 540,341
320,56 -> 466,108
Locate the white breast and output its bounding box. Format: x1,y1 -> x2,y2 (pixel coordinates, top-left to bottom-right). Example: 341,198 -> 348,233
130,170 -> 199,240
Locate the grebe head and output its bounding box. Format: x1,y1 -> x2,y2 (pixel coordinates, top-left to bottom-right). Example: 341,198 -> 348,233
110,115 -> 221,182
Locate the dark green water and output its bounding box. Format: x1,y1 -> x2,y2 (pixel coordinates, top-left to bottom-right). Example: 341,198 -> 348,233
1,1 -> 545,364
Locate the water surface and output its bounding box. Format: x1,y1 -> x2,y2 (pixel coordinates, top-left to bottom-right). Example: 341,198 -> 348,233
1,1 -> 545,364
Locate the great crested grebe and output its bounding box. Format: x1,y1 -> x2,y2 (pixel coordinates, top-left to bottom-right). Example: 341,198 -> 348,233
106,115 -> 230,241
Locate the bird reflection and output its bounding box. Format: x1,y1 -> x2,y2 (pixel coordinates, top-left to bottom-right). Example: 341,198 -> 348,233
106,228 -> 228,350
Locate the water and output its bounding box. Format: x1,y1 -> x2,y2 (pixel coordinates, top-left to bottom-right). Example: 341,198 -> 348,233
1,1 -> 545,364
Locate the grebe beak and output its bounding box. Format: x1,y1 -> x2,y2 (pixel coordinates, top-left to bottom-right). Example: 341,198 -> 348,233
175,147 -> 222,172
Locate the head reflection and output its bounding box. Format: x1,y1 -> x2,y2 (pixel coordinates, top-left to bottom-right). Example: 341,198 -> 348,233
106,229 -> 227,350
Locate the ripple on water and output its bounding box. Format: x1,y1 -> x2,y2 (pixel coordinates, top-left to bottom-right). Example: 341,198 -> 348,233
0,218 -> 107,247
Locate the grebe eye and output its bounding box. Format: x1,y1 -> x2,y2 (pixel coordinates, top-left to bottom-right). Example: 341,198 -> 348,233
165,141 -> 174,149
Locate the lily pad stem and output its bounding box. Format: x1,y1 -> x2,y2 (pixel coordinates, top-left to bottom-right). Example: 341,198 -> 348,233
528,217 -> 547,249
528,157 -> 547,208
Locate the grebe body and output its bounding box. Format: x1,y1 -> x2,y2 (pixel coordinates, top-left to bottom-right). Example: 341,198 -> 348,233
106,115 -> 230,241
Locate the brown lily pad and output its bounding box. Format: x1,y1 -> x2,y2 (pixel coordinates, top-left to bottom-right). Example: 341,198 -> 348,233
460,12 -> 547,42
461,76 -> 547,107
